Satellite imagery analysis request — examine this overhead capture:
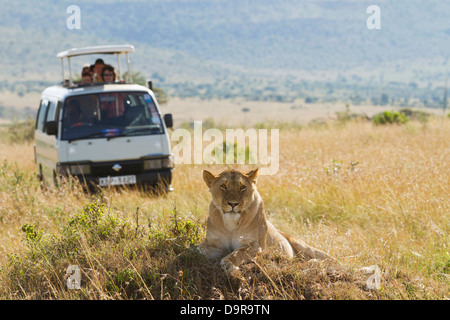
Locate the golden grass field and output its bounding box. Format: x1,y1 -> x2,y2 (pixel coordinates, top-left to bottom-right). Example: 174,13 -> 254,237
0,111 -> 448,300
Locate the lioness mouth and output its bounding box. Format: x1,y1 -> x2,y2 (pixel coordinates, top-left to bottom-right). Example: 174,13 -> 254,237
225,211 -> 240,214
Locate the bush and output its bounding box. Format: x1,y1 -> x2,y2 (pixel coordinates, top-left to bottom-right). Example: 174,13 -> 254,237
372,110 -> 409,125
212,141 -> 254,164
335,104 -> 370,124
21,223 -> 43,243
1,118 -> 35,143
399,108 -> 430,123
3,196 -> 211,299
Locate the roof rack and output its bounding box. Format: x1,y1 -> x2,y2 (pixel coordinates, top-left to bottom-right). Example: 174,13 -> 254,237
57,44 -> 135,87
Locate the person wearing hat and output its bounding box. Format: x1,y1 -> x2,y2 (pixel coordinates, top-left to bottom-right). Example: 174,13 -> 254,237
80,64 -> 93,84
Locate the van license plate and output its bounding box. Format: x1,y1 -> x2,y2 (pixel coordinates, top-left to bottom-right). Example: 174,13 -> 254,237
99,175 -> 137,186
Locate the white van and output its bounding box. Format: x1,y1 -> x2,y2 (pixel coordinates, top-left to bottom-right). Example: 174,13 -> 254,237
34,45 -> 174,191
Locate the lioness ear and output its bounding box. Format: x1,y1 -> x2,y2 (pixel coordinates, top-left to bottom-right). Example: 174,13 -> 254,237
246,168 -> 259,184
203,170 -> 217,188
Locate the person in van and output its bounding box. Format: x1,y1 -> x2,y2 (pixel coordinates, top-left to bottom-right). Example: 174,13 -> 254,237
81,64 -> 92,77
81,70 -> 93,84
93,58 -> 105,83
100,92 -> 126,119
101,64 -> 116,83
63,99 -> 84,128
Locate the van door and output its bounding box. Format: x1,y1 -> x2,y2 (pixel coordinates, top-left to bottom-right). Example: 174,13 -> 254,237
35,98 -> 59,181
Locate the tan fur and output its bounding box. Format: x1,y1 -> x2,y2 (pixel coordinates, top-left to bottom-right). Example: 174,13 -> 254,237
200,168 -> 332,276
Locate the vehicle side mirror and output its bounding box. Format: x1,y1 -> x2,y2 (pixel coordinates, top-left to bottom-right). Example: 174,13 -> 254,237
45,121 -> 57,135
163,114 -> 173,129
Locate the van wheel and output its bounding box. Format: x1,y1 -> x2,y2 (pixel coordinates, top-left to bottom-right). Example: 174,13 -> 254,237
38,165 -> 49,191
53,171 -> 62,188
37,165 -> 43,182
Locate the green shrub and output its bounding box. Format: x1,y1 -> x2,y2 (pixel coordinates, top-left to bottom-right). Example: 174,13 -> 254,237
148,213 -> 205,252
65,198 -> 128,244
212,141 -> 254,164
4,195 -> 210,299
373,110 -> 409,125
21,223 -> 43,243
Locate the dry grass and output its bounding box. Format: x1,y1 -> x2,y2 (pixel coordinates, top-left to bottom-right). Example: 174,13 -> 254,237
0,117 -> 448,300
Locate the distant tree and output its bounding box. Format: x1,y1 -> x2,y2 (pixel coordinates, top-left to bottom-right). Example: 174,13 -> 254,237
381,93 -> 389,105
151,72 -> 165,82
153,87 -> 169,105
305,96 -> 317,103
123,71 -> 146,85
123,71 -> 169,105
408,82 -> 418,89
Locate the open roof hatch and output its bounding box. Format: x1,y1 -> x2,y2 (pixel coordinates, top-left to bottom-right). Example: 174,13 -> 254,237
57,44 -> 135,87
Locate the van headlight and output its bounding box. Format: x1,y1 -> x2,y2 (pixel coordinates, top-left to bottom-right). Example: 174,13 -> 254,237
143,156 -> 174,170
162,155 -> 174,169
57,163 -> 91,175
143,158 -> 162,170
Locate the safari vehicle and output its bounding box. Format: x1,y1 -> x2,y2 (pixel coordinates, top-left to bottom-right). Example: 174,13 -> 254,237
34,44 -> 174,191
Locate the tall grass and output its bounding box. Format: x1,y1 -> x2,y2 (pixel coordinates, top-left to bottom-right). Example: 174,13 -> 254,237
0,117 -> 448,299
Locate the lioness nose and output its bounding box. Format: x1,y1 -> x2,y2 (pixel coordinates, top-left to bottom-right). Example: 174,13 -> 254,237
227,201 -> 239,208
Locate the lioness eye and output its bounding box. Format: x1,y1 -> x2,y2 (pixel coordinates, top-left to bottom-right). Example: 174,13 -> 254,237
220,185 -> 227,191
240,186 -> 246,192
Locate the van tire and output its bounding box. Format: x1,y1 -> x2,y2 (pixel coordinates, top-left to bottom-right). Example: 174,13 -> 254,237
38,165 -> 43,182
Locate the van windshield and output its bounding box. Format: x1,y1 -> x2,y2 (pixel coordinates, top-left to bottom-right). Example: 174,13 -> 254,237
61,92 -> 164,142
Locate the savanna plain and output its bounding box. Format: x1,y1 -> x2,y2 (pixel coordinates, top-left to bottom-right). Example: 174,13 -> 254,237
0,108 -> 449,300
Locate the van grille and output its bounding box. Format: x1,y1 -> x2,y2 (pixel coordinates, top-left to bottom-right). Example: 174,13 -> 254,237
91,160 -> 143,176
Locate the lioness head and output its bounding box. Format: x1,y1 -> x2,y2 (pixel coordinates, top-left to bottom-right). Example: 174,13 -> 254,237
203,169 -> 259,215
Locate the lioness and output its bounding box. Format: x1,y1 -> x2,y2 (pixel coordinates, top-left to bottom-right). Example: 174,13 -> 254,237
201,168 -> 332,276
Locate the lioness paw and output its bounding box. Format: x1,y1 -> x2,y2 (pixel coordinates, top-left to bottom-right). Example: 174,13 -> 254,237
220,257 -> 245,280
220,257 -> 238,274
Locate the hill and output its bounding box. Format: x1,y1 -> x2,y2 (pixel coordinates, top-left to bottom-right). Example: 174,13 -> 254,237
0,0 -> 449,118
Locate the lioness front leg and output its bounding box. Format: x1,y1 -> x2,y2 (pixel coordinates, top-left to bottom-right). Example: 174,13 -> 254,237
220,244 -> 261,275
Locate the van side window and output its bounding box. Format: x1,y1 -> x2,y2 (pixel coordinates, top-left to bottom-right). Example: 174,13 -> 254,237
36,99 -> 49,131
46,100 -> 57,123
